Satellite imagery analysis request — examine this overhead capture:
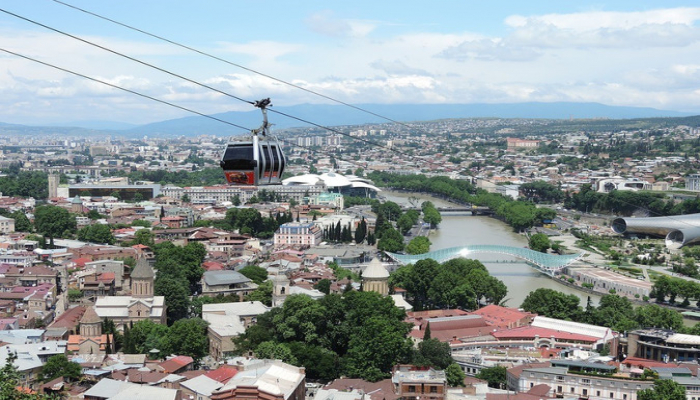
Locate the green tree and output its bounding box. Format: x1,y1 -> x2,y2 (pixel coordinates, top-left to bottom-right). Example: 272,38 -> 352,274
67,289 -> 83,302
416,338 -> 453,369
638,379 -> 686,400
181,193 -> 191,203
161,318 -> 210,361
445,363 -> 466,387
528,233 -> 550,253
476,366 -> 507,389
422,201 -> 442,228
77,224 -> 115,245
11,211 -> 32,232
130,229 -> 155,247
245,280 -> 273,306
34,205 -> 76,245
406,236 -> 431,255
41,354 -> 82,382
520,288 -> 582,320
397,213 -> 415,235
377,226 -> 405,253
314,279 -> 332,295
635,304 -> 684,331
255,341 -> 298,364
592,295 -> 638,332
239,265 -> 269,284
231,194 -> 241,206
154,275 -> 191,324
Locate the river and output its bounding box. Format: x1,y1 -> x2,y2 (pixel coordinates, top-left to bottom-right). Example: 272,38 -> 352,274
382,191 -> 601,308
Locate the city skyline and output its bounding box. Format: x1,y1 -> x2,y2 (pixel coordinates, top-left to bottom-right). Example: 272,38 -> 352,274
0,1 -> 699,126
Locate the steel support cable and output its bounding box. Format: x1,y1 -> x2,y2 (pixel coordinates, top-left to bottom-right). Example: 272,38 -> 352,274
0,47 -> 251,132
51,0 -> 422,132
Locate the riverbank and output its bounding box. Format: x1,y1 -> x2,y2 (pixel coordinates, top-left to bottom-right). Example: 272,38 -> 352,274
381,190 -> 603,306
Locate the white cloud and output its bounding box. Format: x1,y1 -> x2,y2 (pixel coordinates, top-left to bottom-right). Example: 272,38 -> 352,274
305,10 -> 377,38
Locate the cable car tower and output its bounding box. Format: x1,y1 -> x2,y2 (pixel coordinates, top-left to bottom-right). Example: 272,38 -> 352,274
220,98 -> 286,186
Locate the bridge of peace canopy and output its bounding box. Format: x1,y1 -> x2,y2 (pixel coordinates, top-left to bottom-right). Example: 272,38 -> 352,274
385,245 -> 583,276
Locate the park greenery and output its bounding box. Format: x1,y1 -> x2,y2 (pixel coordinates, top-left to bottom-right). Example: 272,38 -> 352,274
233,291 -> 414,381
122,318 -> 210,362
521,289 -> 685,333
368,172 -> 556,232
389,258 -> 507,310
152,241 -> 207,323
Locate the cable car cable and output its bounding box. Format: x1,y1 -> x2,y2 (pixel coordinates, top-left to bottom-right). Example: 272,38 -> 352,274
50,0 -> 424,132
0,47 -> 252,132
0,7 -> 255,107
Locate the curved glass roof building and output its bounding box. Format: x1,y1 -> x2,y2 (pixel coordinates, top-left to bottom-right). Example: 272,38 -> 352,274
611,213 -> 700,249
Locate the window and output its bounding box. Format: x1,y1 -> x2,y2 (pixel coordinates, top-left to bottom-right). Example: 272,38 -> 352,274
557,386 -> 562,393
583,389 -> 588,396
430,387 -> 437,393
408,386 -> 416,393
610,393 -> 614,399
596,391 -> 601,396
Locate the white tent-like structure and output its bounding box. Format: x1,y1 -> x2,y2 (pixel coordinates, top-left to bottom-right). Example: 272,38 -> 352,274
282,172 -> 381,196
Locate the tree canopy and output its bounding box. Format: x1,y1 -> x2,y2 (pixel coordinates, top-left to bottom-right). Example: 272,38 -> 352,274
34,205 -> 76,243
234,291 -> 413,381
389,258 -> 507,311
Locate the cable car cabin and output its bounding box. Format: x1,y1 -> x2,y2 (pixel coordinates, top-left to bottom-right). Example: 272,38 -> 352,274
220,138 -> 286,186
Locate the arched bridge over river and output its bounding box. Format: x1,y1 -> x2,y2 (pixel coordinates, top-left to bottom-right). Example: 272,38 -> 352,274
385,245 -> 583,276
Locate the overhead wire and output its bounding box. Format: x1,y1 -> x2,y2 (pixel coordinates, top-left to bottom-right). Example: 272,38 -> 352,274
0,6 -> 440,170
50,0 -> 421,132
0,46 -> 366,173
0,8 -> 254,107
0,47 -> 251,132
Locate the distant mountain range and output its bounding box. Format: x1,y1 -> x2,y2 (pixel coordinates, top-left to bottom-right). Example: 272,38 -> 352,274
1,102 -> 696,138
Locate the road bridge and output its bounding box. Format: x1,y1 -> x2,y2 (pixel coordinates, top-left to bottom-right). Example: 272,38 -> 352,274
385,245 -> 583,276
401,205 -> 494,215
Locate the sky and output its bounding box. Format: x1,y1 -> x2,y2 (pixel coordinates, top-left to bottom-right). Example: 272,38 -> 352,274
1,0 -> 700,126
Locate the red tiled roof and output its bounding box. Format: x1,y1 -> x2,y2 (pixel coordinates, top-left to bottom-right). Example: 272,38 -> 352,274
491,326 -> 599,343
205,366 -> 238,383
469,304 -> 534,327
49,306 -> 86,330
159,355 -> 194,373
73,258 -> 92,267
407,309 -> 470,319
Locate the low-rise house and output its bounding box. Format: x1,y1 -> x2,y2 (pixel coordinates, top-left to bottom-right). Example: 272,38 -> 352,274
393,365 -> 446,400
200,270 -> 257,298
159,355 -> 195,374
83,378 -> 180,400
202,301 -> 269,361
510,361 -> 653,400
0,341 -> 67,390
211,360 -> 305,400
181,375 -> 224,400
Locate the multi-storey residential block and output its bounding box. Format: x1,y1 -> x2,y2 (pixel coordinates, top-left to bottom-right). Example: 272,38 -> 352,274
274,222 -> 323,247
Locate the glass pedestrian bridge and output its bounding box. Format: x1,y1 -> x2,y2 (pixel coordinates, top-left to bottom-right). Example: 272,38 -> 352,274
385,245 -> 583,275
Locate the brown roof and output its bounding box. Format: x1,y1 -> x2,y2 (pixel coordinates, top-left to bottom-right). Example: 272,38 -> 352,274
131,257 -> 154,279
323,379 -> 398,400
80,306 -> 101,325
49,306 -> 86,330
